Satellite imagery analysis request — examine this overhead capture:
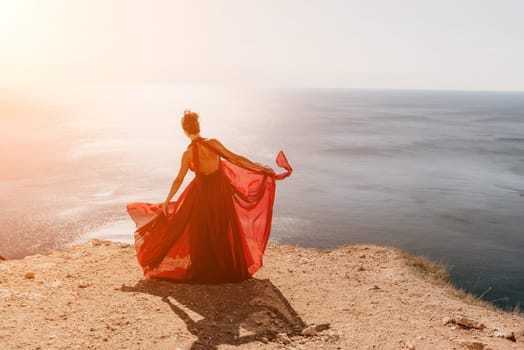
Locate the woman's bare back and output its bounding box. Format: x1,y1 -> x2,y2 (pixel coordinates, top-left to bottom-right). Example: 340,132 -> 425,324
188,140 -> 220,175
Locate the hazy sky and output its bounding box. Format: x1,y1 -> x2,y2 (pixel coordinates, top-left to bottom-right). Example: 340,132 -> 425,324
1,0 -> 523,90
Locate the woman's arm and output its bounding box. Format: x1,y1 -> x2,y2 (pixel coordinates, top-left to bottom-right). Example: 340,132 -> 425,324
207,138 -> 275,175
162,150 -> 190,215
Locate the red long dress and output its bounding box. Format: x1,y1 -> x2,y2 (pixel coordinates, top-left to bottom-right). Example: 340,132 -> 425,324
126,137 -> 292,283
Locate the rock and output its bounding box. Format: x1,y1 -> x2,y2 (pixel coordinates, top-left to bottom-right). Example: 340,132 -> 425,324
493,330 -> 516,342
260,336 -> 269,344
24,272 -> 35,279
359,254 -> 366,258
454,316 -> 486,330
327,333 -> 340,342
0,255 -> 6,261
89,239 -> 102,247
301,324 -> 317,336
276,332 -> 291,344
406,340 -> 416,349
443,317 -> 453,326
357,266 -> 365,271
445,316 -> 486,330
369,285 -> 380,291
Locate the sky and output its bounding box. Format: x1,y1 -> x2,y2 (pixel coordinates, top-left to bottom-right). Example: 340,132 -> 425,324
1,0 -> 523,90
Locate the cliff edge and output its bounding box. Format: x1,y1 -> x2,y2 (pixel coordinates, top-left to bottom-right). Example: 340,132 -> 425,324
1,239 -> 523,349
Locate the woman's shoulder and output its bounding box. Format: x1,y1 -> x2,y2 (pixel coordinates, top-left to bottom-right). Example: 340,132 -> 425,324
182,148 -> 192,161
204,137 -> 218,143
205,138 -> 223,148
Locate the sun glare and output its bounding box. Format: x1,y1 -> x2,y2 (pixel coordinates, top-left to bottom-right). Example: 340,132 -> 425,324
0,1 -> 31,60
0,1 -> 23,32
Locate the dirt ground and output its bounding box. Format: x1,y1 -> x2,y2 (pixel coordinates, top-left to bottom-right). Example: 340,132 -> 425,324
1,239 -> 523,350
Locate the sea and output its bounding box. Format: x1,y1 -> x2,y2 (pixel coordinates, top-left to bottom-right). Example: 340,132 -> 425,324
1,84 -> 523,310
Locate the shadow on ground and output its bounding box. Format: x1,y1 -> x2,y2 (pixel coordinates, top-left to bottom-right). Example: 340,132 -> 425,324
121,277 -> 328,349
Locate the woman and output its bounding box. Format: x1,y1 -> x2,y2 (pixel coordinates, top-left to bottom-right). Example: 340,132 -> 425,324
126,110 -> 292,283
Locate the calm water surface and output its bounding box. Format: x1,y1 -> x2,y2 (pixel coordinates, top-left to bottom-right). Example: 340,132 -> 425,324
1,85 -> 523,309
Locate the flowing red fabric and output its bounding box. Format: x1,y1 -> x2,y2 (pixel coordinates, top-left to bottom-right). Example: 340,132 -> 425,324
126,138 -> 292,283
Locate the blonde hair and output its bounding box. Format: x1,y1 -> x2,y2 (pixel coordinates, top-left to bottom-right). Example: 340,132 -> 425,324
181,110 -> 200,134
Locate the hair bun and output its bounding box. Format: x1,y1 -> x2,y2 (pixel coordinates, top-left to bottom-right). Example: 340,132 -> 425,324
182,110 -> 200,134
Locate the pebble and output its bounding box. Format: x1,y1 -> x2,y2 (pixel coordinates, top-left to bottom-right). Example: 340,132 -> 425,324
405,340 -> 416,349
276,332 -> 291,344
493,329 -> 516,342
327,333 -> 340,342
90,239 -> 103,247
302,324 -> 317,336
442,317 -> 453,326
24,272 -> 35,279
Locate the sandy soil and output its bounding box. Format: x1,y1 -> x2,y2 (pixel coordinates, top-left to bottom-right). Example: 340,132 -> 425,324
1,239 -> 523,350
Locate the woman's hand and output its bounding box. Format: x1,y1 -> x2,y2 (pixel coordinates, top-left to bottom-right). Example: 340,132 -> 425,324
162,201 -> 169,216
